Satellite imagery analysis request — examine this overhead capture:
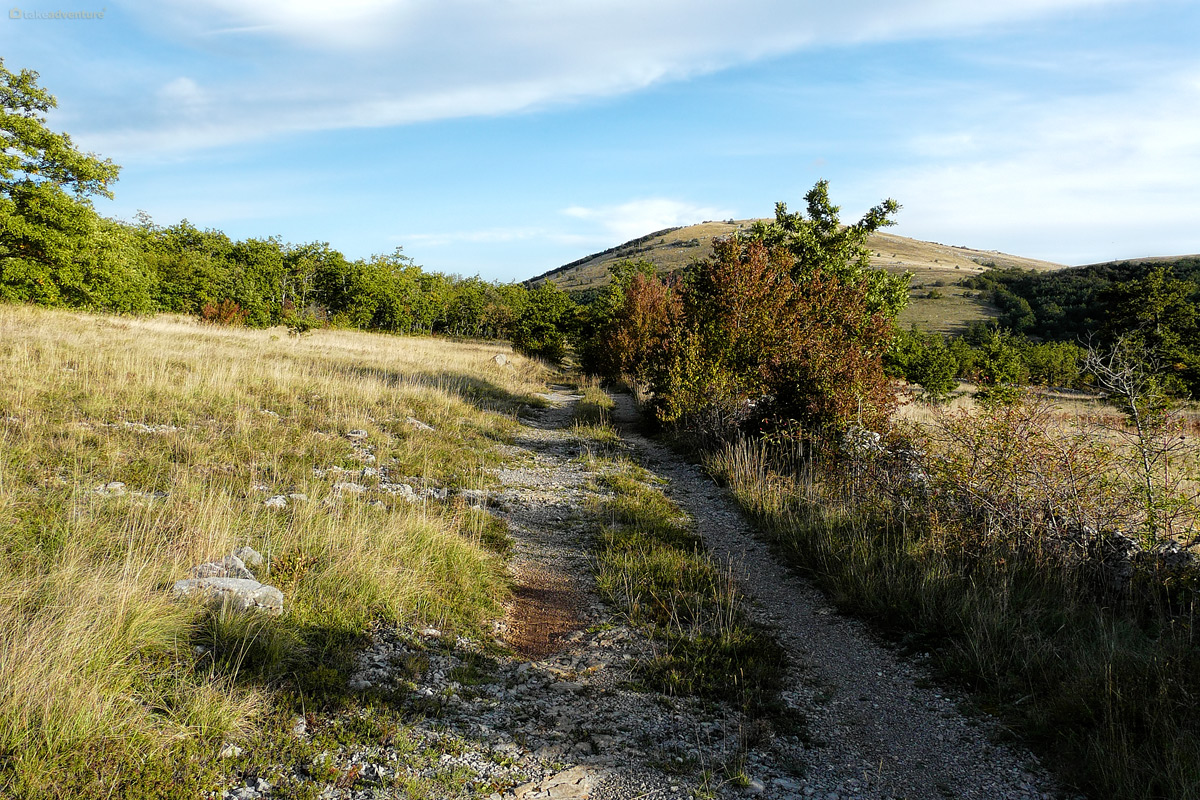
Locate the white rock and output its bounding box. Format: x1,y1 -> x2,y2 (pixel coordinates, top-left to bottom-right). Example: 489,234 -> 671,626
219,743 -> 243,759
406,416 -> 435,431
232,547 -> 265,569
263,495 -> 288,509
173,577 -> 283,615
190,555 -> 254,580
492,353 -> 508,367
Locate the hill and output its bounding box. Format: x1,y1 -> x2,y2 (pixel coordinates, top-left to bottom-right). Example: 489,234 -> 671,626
530,221 -> 1068,335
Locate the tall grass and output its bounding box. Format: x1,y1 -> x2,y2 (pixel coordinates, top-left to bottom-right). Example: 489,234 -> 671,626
706,423 -> 1200,800
0,305 -> 548,797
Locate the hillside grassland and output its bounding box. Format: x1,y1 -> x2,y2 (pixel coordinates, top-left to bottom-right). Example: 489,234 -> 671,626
0,305 -> 550,797
531,222 -> 1069,335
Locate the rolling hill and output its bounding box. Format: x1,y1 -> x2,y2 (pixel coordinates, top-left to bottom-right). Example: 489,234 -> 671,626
529,220 -> 1068,335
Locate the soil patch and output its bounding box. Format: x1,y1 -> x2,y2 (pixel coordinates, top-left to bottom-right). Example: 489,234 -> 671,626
504,569 -> 588,658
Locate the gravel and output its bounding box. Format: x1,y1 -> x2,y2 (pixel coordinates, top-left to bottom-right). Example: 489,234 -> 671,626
218,387 -> 1070,800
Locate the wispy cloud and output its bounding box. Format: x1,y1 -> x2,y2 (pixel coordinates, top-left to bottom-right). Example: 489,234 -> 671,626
885,68 -> 1200,263
84,0 -> 1128,157
563,198 -> 736,242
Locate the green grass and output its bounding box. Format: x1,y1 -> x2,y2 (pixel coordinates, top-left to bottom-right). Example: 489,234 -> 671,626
591,465 -> 786,714
0,305 -> 550,798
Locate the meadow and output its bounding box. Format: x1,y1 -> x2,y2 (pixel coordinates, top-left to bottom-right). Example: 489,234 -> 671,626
0,305 -> 548,797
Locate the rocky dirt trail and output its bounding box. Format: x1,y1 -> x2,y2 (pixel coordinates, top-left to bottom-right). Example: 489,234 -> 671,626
223,387 -> 1065,800
607,394 -> 1064,800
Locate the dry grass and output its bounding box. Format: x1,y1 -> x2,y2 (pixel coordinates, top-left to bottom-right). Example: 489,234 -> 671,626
0,305 -> 550,796
705,387 -> 1200,800
532,220 -> 1063,310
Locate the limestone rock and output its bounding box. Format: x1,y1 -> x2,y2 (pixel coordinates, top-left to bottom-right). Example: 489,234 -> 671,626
190,554 -> 255,580
263,495 -> 288,509
492,353 -> 508,367
514,765 -> 610,799
232,546 -> 265,570
406,416 -> 435,431
173,577 -> 283,615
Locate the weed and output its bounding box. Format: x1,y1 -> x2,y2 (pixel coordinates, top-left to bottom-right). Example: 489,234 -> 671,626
707,423 -> 1200,800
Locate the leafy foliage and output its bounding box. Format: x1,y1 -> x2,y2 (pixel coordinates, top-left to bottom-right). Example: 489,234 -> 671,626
963,260 -> 1200,397
745,180 -> 909,319
0,59 -> 130,310
510,281 -> 576,362
590,183 -> 904,439
885,327 -> 959,400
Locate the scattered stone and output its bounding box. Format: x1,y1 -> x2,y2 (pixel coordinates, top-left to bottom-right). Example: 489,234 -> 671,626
173,577 -> 283,615
263,495 -> 288,509
744,777 -> 765,795
492,353 -> 508,367
287,492 -> 308,502
218,743 -> 243,759
406,416 -> 435,432
347,429 -> 369,439
514,765 -> 610,799
232,546 -> 265,570
332,481 -> 367,494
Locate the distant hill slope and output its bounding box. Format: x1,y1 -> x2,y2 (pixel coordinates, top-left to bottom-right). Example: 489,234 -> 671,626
529,220 -> 1069,335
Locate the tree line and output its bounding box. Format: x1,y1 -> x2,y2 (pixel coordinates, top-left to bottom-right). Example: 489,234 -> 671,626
6,56 -> 1196,419
960,260 -> 1200,397
0,59 -> 582,352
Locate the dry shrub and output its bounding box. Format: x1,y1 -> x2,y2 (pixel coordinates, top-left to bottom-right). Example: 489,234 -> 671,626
198,298 -> 249,326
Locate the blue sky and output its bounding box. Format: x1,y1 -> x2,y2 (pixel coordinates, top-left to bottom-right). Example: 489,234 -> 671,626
4,0 -> 1198,281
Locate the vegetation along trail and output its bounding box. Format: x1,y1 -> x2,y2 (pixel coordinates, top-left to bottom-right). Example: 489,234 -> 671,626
598,392 -> 1064,800
285,382 -> 1062,799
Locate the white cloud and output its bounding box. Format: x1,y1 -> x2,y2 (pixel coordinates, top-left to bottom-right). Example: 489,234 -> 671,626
563,198 -> 736,242
84,0 -> 1128,156
883,71 -> 1200,263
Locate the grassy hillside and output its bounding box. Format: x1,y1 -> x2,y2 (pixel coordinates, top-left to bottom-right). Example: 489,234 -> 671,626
531,220 -> 1068,335
0,306 -> 549,797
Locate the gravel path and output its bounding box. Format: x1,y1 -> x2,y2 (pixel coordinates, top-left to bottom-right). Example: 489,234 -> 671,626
222,386 -> 1067,800
608,392 -> 1062,800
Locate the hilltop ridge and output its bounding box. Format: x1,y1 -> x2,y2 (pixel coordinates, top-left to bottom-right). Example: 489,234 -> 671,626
529,220 -> 1069,334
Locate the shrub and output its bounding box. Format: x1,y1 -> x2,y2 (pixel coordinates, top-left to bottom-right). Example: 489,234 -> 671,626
198,299 -> 249,326
510,282 -> 576,362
